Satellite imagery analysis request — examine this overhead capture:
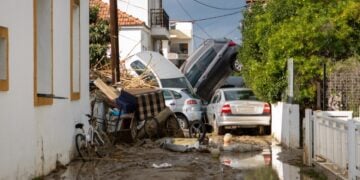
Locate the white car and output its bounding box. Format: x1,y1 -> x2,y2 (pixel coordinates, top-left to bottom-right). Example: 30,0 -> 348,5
161,88 -> 203,129
122,51 -> 195,93
206,88 -> 271,135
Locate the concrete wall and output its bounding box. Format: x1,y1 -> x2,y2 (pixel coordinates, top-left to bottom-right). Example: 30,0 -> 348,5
271,102 -> 300,148
0,0 -> 90,179
119,27 -> 151,59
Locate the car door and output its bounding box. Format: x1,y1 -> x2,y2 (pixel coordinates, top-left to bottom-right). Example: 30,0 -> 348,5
169,90 -> 184,113
212,92 -> 223,120
207,92 -> 220,122
162,89 -> 176,111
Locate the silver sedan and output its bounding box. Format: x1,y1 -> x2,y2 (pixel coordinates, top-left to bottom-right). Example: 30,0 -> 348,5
206,88 -> 271,135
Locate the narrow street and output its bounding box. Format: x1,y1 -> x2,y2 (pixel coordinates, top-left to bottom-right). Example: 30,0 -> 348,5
45,133 -> 310,180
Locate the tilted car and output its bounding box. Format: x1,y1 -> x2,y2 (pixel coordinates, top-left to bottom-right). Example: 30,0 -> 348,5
161,88 -> 202,129
122,51 -> 195,93
180,38 -> 241,101
206,88 -> 271,135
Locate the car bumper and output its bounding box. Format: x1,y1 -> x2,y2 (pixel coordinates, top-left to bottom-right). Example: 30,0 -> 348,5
184,110 -> 203,122
217,115 -> 271,127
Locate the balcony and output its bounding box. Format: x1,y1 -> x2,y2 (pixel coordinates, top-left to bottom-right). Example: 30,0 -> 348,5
150,9 -> 170,39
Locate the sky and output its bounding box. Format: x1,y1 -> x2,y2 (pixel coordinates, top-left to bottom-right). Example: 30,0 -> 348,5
163,0 -> 246,48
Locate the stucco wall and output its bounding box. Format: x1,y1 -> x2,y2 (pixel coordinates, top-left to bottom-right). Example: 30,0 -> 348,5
0,0 -> 89,179
271,102 -> 300,149
119,27 -> 151,59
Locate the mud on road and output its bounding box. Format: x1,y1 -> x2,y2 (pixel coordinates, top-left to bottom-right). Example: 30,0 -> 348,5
45,135 -> 299,180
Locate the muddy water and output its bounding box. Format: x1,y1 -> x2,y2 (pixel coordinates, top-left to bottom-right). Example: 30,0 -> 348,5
45,136 -> 312,180
219,143 -> 307,180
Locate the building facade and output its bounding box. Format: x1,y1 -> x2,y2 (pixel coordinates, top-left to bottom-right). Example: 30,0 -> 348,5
0,0 -> 90,179
94,0 -> 170,60
168,21 -> 194,67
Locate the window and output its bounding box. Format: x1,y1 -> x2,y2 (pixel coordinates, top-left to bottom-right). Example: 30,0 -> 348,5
170,90 -> 182,99
34,0 -> 53,106
130,60 -> 158,86
224,90 -> 258,101
70,0 -> 81,100
162,90 -> 173,100
0,26 -> 9,91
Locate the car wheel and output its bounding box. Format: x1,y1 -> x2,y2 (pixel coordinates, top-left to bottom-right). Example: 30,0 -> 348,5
176,114 -> 189,129
213,116 -> 225,135
232,59 -> 242,72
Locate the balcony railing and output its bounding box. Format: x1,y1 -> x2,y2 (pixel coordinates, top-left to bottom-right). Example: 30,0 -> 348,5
150,9 -> 169,30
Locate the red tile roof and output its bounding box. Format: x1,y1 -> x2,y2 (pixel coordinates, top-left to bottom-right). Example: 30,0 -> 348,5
90,0 -> 145,26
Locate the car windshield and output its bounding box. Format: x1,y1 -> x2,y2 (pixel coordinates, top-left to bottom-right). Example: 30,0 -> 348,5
130,60 -> 158,86
224,90 -> 258,101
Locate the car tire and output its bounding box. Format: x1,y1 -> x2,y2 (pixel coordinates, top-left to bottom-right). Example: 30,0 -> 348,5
213,117 -> 225,135
231,59 -> 242,72
176,114 -> 189,129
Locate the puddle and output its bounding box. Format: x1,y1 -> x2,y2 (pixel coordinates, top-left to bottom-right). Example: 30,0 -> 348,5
219,142 -> 303,180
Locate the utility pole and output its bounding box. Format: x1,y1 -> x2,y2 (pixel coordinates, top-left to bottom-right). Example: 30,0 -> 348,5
109,0 -> 120,83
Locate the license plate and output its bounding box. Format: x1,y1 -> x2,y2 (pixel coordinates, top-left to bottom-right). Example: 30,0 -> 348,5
237,107 -> 254,113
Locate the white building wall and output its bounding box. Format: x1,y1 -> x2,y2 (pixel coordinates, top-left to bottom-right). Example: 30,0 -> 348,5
119,27 -> 142,59
0,0 -> 89,179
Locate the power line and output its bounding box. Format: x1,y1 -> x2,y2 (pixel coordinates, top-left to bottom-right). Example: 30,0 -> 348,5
223,26 -> 239,38
192,0 -> 247,10
193,11 -> 241,22
175,0 -> 213,38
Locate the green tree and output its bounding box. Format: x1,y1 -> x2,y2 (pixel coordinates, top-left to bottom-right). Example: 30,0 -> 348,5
89,6 -> 110,68
239,0 -> 360,106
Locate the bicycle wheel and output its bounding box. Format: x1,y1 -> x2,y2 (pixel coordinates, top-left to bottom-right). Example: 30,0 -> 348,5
144,117 -> 160,139
75,134 -> 90,161
189,120 -> 206,142
93,131 -> 112,158
165,115 -> 182,137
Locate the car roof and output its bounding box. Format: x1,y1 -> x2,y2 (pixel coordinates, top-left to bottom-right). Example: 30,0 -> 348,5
160,87 -> 187,92
219,87 -> 252,92
128,51 -> 184,79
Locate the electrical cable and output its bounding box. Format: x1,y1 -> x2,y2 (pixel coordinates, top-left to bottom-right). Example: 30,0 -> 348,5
175,0 -> 213,38
192,0 -> 246,10
193,11 -> 241,22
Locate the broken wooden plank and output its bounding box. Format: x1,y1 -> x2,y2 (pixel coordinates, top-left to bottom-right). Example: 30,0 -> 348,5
93,78 -> 120,101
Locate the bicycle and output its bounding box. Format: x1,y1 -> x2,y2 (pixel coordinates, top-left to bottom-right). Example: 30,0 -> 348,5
75,114 -> 112,161
189,113 -> 208,143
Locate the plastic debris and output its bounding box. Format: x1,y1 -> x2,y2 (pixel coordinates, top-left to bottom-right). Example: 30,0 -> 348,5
152,163 -> 172,169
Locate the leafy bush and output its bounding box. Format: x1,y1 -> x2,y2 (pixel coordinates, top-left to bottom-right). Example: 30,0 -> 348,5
239,0 -> 360,106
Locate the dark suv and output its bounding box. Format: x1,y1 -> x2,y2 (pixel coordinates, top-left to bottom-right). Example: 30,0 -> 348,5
180,39 -> 241,101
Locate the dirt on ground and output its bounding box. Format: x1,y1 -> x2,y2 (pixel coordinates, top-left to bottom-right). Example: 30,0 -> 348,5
45,135 -> 277,180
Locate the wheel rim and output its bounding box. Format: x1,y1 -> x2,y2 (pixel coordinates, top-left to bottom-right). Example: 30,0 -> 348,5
233,60 -> 242,71
177,116 -> 187,129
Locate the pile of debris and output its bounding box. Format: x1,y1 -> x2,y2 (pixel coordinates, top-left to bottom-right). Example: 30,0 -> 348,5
90,61 -> 157,89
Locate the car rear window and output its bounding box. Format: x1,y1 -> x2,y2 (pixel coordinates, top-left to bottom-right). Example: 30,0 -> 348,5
185,48 -> 217,86
224,90 -> 258,101
181,89 -> 200,99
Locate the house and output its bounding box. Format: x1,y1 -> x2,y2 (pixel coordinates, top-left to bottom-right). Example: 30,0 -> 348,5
0,0 -> 89,179
91,0 -> 170,60
168,21 -> 194,67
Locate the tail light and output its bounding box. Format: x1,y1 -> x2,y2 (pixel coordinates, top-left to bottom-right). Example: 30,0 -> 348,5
221,104 -> 232,116
186,99 -> 198,105
263,103 -> 271,114
228,41 -> 236,47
